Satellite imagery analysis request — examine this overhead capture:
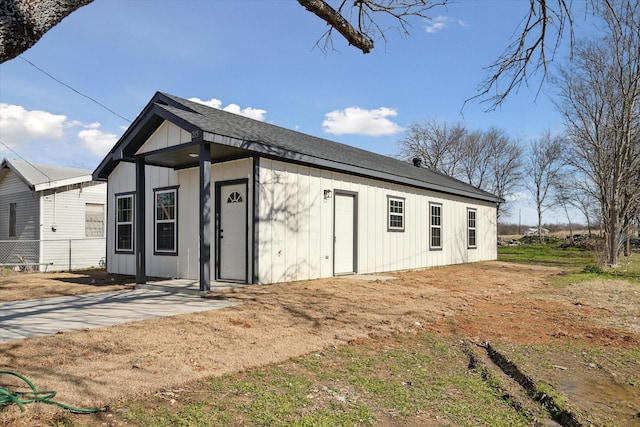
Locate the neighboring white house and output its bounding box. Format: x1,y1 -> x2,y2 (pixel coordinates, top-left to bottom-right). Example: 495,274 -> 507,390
93,92 -> 503,290
0,158 -> 107,271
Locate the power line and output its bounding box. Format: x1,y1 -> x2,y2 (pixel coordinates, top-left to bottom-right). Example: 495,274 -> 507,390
0,139 -> 53,181
18,56 -> 131,123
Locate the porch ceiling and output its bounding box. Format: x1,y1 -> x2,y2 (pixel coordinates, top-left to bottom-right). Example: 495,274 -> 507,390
142,142 -> 250,169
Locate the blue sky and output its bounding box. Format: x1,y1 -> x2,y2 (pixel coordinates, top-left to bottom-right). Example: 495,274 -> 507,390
0,0 -> 596,225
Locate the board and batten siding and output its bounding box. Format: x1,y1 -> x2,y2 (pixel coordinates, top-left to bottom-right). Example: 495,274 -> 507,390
106,158 -> 253,280
136,121 -> 192,154
106,162 -> 182,277
257,158 -> 497,284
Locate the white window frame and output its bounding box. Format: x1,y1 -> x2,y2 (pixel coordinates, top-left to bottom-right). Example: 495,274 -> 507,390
154,187 -> 178,255
430,202 -> 442,250
468,208 -> 477,249
387,196 -> 405,232
115,194 -> 134,253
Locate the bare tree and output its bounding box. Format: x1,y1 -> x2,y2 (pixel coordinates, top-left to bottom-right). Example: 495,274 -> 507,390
2,0 -> 575,107
556,0 -> 640,265
525,131 -> 566,243
397,120 -> 466,177
554,174 -> 599,236
484,128 -> 524,220
398,121 -> 523,219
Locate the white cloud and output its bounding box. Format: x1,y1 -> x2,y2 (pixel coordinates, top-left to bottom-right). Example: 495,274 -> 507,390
424,16 -> 468,33
425,16 -> 452,33
189,97 -> 223,109
78,127 -> 118,157
0,103 -> 119,165
322,106 -> 403,136
189,97 -> 267,121
0,103 -> 67,146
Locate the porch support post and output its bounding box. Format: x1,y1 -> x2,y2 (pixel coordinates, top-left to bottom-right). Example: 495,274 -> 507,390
135,157 -> 146,284
199,142 -> 211,291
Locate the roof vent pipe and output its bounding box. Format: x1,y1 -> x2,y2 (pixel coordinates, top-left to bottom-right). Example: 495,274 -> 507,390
412,157 -> 422,167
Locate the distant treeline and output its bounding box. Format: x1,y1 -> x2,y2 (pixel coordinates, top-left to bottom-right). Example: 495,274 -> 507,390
498,222 -> 593,236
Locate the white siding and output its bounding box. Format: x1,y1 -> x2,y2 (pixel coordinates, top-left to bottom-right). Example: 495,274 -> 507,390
105,155 -> 497,284
39,182 -> 107,271
136,121 -> 192,154
106,162 -> 137,275
0,171 -> 39,241
257,159 -> 497,284
106,158 -> 253,281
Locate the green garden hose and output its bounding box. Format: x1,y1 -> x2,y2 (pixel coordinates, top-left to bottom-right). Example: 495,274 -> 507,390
0,371 -> 106,414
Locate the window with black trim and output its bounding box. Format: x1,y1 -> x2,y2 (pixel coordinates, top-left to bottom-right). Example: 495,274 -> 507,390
115,194 -> 134,252
468,208 -> 477,248
154,187 -> 178,254
387,196 -> 405,231
9,203 -> 16,237
430,203 -> 442,249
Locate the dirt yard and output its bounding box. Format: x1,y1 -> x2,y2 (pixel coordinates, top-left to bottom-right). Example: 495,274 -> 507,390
1,262 -> 639,426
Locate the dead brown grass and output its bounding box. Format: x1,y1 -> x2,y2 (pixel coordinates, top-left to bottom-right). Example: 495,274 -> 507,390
1,262 -> 638,426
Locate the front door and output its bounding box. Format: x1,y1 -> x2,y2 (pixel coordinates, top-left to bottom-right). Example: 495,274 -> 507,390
333,192 -> 357,275
217,181 -> 247,282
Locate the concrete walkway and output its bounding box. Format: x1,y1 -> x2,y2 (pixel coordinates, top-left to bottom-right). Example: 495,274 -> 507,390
0,289 -> 237,344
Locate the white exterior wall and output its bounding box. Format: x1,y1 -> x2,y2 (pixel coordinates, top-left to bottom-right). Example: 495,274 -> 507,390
176,159 -> 253,280
106,162 -> 181,277
106,157 -> 253,280
107,162 -> 137,275
0,171 -> 39,241
257,159 -> 497,284
39,182 -> 107,271
137,121 -> 192,153
104,120 -> 497,284
0,169 -> 106,270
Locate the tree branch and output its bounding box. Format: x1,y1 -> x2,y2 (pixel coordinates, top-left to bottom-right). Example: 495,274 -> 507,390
298,0 -> 374,53
1,0 -> 93,63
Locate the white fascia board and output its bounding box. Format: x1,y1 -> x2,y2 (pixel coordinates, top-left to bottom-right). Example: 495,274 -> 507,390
33,174 -> 94,191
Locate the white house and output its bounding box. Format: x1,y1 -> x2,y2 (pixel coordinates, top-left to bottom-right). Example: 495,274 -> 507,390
0,158 -> 107,271
93,92 -> 502,290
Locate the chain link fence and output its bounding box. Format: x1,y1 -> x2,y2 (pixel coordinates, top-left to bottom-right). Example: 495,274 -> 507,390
0,238 -> 106,272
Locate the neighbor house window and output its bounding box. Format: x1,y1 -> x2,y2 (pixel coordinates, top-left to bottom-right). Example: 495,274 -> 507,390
85,203 -> 105,237
9,203 -> 16,237
387,196 -> 405,231
468,208 -> 477,249
154,187 -> 178,255
430,203 -> 442,249
115,194 -> 134,253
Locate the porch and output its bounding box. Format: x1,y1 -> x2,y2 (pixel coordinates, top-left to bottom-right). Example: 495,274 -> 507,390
135,278 -> 249,296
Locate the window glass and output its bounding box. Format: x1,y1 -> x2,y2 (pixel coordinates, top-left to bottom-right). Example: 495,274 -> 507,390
227,191 -> 243,203
155,188 -> 177,254
468,209 -> 477,248
85,203 -> 104,237
9,203 -> 16,237
388,197 -> 405,231
116,195 -> 134,252
430,203 -> 442,249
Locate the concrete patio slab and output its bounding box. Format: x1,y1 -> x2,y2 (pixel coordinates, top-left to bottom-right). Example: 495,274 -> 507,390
0,289 -> 238,344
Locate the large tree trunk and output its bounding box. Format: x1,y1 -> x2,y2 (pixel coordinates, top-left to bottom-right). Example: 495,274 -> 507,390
1,0 -> 93,63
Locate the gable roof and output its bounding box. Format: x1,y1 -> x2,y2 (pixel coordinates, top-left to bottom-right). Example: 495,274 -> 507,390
0,158 -> 94,192
94,92 -> 502,204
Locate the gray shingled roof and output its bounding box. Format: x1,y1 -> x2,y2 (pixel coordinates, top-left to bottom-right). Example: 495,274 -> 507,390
94,92 -> 502,203
158,94 -> 502,203
0,158 -> 93,191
